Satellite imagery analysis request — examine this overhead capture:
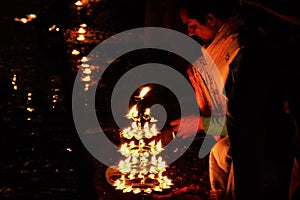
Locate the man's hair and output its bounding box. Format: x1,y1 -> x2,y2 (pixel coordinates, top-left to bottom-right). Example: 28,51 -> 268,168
178,0 -> 240,24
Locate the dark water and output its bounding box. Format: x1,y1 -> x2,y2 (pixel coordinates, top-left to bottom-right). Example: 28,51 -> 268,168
0,1 -> 105,199
2,2 -> 82,200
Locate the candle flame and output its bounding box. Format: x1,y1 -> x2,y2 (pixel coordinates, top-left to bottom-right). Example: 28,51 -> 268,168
156,140 -> 162,151
144,108 -> 150,116
81,56 -> 89,62
127,105 -> 138,118
72,49 -> 80,55
139,87 -> 151,98
77,34 -> 85,41
78,27 -> 86,34
75,1 -> 83,6
27,14 -> 37,19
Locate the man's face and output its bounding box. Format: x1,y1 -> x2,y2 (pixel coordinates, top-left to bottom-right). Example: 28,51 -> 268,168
179,9 -> 217,44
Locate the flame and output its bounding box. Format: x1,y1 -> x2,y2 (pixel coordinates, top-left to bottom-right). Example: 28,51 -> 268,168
78,27 -> 86,34
139,86 -> 151,98
145,188 -> 152,194
144,122 -> 149,129
128,173 -> 135,180
129,141 -> 135,149
15,13 -> 37,24
14,17 -> 27,23
154,186 -> 163,192
133,188 -> 141,194
157,157 -> 166,171
72,49 -> 80,55
118,157 -> 131,173
156,140 -> 162,152
77,34 -> 85,41
144,108 -> 151,116
149,140 -> 155,146
114,137 -> 173,193
127,105 -> 138,118
75,0 -> 83,6
81,75 -> 90,82
83,68 -> 92,74
81,56 -> 89,62
151,124 -> 158,135
27,14 -> 37,19
123,186 -> 132,193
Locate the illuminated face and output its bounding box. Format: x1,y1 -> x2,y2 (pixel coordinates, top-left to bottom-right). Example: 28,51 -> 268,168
179,9 -> 217,44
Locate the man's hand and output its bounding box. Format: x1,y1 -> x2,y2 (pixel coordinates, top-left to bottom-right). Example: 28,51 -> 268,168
169,115 -> 203,139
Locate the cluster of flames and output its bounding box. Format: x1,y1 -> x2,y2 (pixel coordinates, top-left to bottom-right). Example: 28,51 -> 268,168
113,87 -> 173,194
121,105 -> 159,140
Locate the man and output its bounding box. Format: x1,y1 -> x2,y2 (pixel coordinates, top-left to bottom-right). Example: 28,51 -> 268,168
170,0 -> 240,199
170,0 -> 295,199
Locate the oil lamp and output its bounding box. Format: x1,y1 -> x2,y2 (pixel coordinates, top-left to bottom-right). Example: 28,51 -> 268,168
107,86 -> 173,194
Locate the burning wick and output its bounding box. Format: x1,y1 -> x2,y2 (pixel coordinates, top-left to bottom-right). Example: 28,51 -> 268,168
134,86 -> 151,119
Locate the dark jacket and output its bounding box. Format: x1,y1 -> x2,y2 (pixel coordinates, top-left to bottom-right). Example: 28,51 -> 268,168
226,20 -> 296,200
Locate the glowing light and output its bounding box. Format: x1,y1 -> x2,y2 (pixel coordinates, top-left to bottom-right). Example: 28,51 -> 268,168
83,68 -> 92,74
49,24 -> 56,31
72,49 -> 80,55
27,107 -> 34,112
171,132 -> 175,139
77,34 -> 85,41
126,105 -> 138,119
11,74 -> 18,90
75,1 -> 83,6
14,13 -> 37,24
78,27 -> 86,34
144,108 -> 150,116
81,63 -> 90,68
139,86 -> 151,98
20,18 -> 27,23
84,84 -> 90,91
81,75 -> 91,82
27,14 -> 37,19
112,86 -> 172,194
81,56 -> 89,62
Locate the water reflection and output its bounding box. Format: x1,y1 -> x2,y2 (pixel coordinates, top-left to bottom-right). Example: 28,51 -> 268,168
0,0 -> 99,199
11,74 -> 18,91
14,14 -> 37,24
49,75 -> 64,110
